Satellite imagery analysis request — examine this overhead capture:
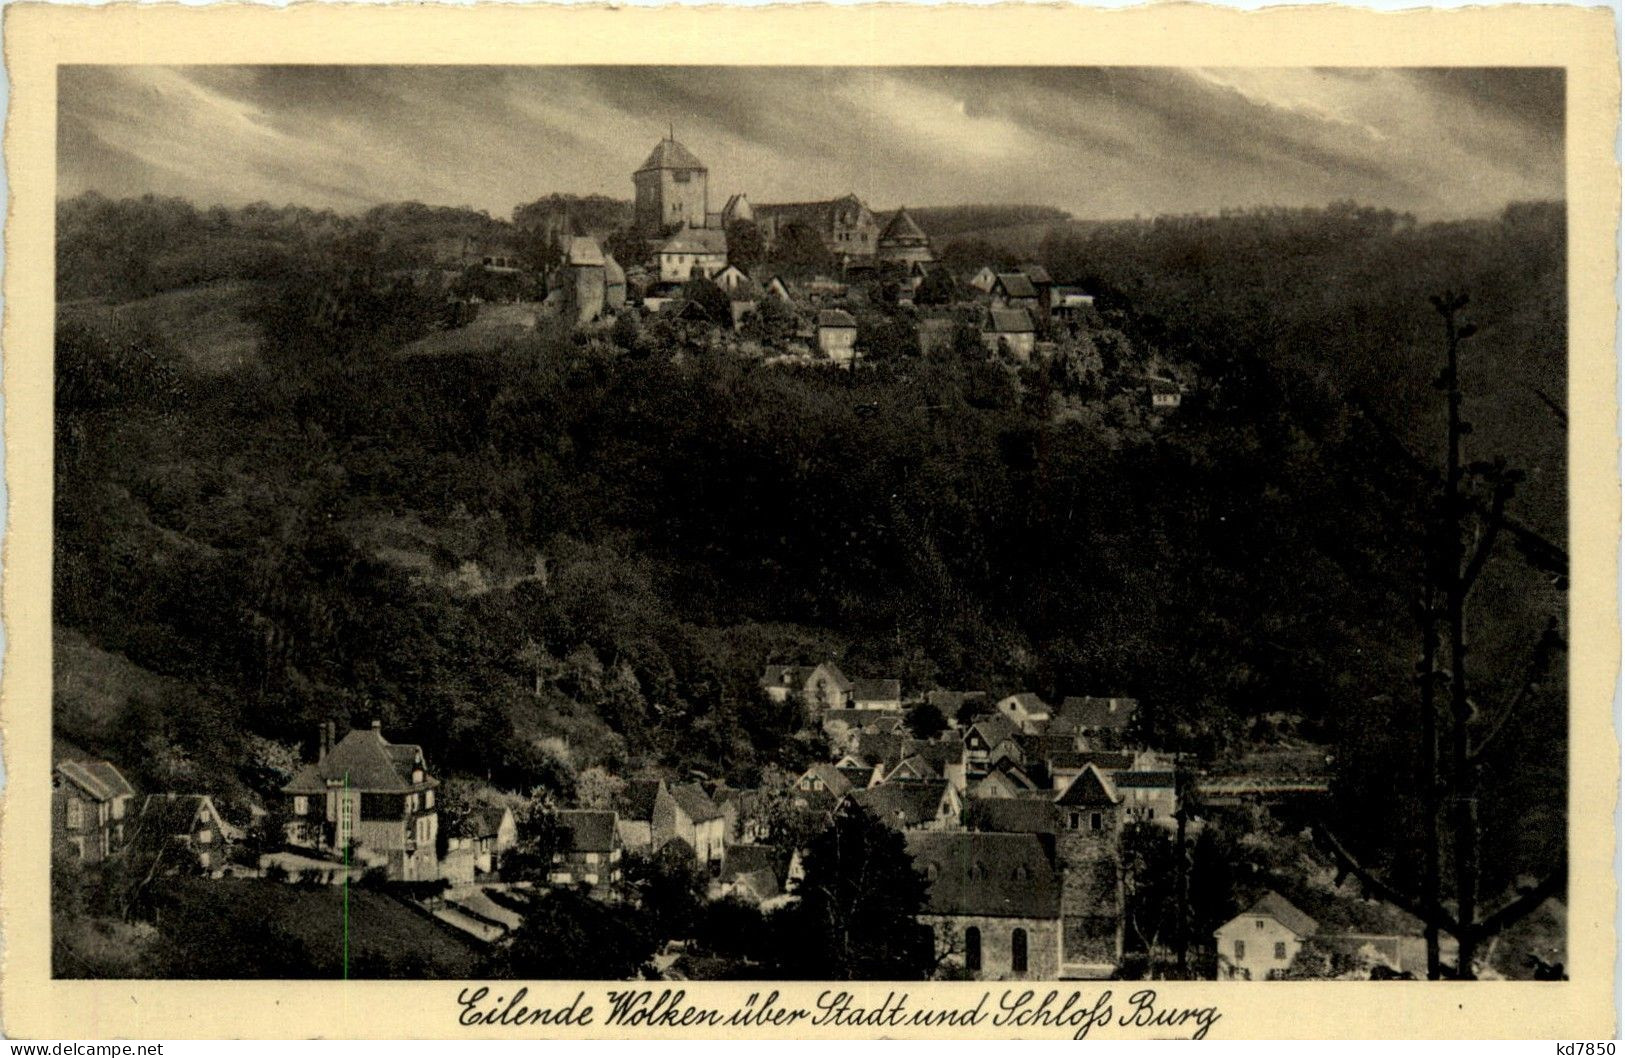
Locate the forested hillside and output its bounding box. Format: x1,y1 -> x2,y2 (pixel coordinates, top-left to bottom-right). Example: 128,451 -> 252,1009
53,197 -> 1567,902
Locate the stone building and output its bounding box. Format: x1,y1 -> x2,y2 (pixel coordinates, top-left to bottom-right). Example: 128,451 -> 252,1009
1054,764 -> 1125,977
755,195 -> 879,263
907,830 -> 1064,980
633,135 -> 710,235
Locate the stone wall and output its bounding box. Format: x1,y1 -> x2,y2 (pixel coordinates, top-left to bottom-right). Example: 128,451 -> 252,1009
923,914 -> 1061,981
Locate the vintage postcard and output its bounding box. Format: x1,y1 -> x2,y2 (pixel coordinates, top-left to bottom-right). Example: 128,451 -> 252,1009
2,2 -> 1617,1041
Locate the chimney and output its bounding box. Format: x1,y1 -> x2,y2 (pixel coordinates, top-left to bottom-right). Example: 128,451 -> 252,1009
372,718 -> 383,733
315,723 -> 328,760
324,721 -> 335,757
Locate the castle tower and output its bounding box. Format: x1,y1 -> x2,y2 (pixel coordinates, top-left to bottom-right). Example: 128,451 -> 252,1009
1052,763 -> 1126,976
633,133 -> 709,236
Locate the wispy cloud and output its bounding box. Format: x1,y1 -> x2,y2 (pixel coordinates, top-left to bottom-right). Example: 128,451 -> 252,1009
57,65 -> 1564,219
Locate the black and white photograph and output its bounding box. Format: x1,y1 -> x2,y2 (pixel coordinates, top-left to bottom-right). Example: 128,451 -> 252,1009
48,62 -> 1573,988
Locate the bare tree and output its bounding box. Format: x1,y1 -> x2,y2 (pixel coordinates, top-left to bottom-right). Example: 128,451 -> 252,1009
1317,292 -> 1567,980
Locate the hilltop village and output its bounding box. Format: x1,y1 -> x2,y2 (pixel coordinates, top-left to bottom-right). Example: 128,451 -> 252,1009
408,134 -> 1185,402
51,134 -> 1568,984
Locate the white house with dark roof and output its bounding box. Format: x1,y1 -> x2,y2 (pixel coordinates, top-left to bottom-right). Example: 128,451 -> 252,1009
127,792 -> 238,875
654,782 -> 726,868
657,227 -> 729,282
53,760 -> 136,863
981,306 -> 1036,362
850,677 -> 903,710
1214,891 -> 1319,980
816,309 -> 859,364
548,809 -> 623,899
634,134 -> 710,235
282,720 -> 440,881
994,692 -> 1052,734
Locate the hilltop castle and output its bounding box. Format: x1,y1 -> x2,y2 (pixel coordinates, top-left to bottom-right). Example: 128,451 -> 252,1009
631,133 -> 933,269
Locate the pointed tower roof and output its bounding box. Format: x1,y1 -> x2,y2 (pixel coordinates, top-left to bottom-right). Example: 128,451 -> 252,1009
636,136 -> 707,174
1054,762 -> 1120,808
879,206 -> 929,244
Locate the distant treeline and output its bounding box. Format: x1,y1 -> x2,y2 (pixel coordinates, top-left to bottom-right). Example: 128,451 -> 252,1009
910,203 -> 1072,238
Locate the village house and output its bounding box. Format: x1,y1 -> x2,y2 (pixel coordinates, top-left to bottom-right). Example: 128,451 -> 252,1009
850,678 -> 903,711
796,761 -> 855,801
968,266 -> 1000,294
1149,375 -> 1184,409
755,194 -> 879,263
926,689 -> 988,726
654,782 -> 726,869
849,779 -> 961,832
990,272 -> 1041,311
765,275 -> 794,301
1214,891 -> 1318,980
1016,263 -> 1055,315
445,803 -> 519,878
816,309 -> 860,364
126,792 -> 239,875
1048,750 -> 1137,792
548,809 -> 623,900
761,661 -> 853,713
908,831 -> 1064,981
995,692 -> 1052,734
1050,696 -> 1141,745
657,228 -> 729,283
53,759 -> 136,864
1052,287 -> 1096,316
615,778 -> 667,852
969,762 -> 1043,800
981,307 -> 1037,362
1115,770 -> 1179,823
633,134 -> 710,235
282,720 -> 440,882
875,206 -> 935,266
963,713 -> 1020,777
712,843 -> 791,905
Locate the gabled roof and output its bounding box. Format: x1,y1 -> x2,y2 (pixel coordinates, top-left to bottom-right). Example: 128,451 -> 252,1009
965,713 -> 1019,748
56,760 -> 135,802
135,793 -> 226,839
851,678 -> 902,703
1054,763 -> 1120,808
966,796 -> 1060,835
799,762 -> 854,799
618,778 -> 666,823
817,308 -> 858,330
555,809 -> 618,854
669,782 -> 723,824
999,692 -> 1051,715
1017,263 -> 1053,285
1238,891 -> 1319,939
906,831 -> 1061,919
985,307 -> 1035,335
993,272 -> 1039,298
1055,696 -> 1140,732
721,193 -> 753,222
850,780 -> 952,829
282,726 -> 433,795
878,207 -> 930,246
636,137 -> 707,173
660,228 -> 728,256
468,804 -> 514,838
854,732 -> 904,764
719,843 -> 787,885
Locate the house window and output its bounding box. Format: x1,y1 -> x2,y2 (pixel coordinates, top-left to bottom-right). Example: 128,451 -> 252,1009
1256,920 -> 1266,930
586,852 -> 600,865
66,799 -> 83,829
199,850 -> 212,868
1274,942 -> 1288,960
426,790 -> 435,809
964,927 -> 982,972
1011,928 -> 1029,973
1234,940 -> 1246,960
1090,813 -> 1103,832
1068,812 -> 1080,830
293,796 -> 309,816
197,828 -> 213,844
72,836 -> 86,860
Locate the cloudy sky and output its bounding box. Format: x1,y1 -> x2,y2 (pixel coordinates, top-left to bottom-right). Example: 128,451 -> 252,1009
58,65 -> 1563,220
